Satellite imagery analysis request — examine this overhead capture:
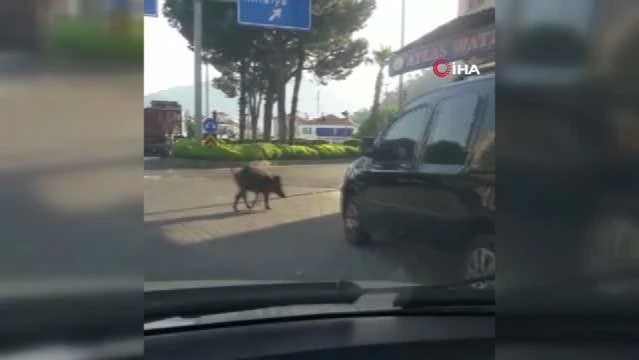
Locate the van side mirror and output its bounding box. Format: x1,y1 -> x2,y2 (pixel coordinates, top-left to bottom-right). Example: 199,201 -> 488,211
359,137 -> 375,156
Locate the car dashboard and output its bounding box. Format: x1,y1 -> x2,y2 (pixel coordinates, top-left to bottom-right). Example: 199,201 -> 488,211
145,312 -> 495,360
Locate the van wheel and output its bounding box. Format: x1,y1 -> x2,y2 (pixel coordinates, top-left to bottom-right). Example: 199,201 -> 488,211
343,196 -> 371,246
463,235 -> 495,288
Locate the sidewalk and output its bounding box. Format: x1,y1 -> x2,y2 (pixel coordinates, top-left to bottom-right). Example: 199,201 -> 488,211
144,157 -> 357,170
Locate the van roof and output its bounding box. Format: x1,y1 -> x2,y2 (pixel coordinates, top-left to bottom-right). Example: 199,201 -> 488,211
402,72 -> 494,110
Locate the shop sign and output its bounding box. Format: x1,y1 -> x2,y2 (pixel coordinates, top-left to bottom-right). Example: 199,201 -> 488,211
389,25 -> 495,77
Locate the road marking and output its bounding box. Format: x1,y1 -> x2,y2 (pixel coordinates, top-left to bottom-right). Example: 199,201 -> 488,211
144,175 -> 162,180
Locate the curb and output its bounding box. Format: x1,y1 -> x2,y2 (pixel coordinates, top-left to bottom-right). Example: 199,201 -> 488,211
144,158 -> 356,170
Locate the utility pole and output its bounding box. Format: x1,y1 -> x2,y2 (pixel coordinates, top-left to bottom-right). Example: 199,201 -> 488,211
193,0 -> 203,141
205,63 -> 210,117
398,0 -> 406,107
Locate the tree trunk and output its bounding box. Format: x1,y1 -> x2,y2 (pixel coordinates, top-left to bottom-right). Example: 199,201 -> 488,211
249,95 -> 258,140
238,60 -> 248,142
288,43 -> 305,145
254,91 -> 263,139
263,83 -> 275,141
277,79 -> 287,144
248,91 -> 263,140
369,66 -> 384,124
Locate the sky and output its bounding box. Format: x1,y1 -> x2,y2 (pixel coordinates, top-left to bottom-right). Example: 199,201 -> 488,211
144,0 -> 458,110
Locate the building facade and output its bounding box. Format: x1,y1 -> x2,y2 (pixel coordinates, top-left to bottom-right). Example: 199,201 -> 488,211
214,112 -> 242,139
272,114 -> 357,142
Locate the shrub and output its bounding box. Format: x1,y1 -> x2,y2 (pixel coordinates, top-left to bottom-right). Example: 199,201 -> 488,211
293,138 -> 312,146
278,145 -> 320,159
172,139 -> 240,160
343,139 -> 361,147
172,139 -> 360,161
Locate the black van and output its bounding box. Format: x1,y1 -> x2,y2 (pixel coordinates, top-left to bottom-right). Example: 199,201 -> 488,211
340,73 -> 495,281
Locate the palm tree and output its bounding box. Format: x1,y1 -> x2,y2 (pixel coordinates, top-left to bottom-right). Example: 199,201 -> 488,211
368,46 -> 393,128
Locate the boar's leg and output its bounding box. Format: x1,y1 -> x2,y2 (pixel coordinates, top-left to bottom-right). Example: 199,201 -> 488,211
233,190 -> 246,212
240,191 -> 252,209
263,192 -> 271,210
250,192 -> 260,208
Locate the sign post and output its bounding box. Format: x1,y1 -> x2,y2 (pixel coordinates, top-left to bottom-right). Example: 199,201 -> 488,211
202,111 -> 218,146
202,112 -> 218,134
237,0 -> 312,31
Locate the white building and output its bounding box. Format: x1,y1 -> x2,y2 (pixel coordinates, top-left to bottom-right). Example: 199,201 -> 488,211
212,112 -> 240,139
271,114 -> 357,142
295,114 -> 357,142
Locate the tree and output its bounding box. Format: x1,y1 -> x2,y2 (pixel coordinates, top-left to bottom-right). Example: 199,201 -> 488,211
245,61 -> 267,140
288,38 -> 305,144
165,0 -> 266,139
368,45 -> 393,127
355,105 -> 397,138
186,119 -> 196,138
350,108 -> 370,125
164,0 -> 376,144
286,0 -> 375,144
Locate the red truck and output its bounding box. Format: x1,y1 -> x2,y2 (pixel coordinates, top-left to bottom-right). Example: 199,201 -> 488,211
144,100 -> 183,157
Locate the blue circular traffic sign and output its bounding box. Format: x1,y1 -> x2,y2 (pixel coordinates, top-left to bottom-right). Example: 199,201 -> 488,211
203,117 -> 217,133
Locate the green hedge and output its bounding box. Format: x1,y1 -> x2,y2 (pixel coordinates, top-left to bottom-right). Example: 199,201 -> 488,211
229,138 -> 330,146
172,139 -> 360,161
46,16 -> 143,62
343,139 -> 361,147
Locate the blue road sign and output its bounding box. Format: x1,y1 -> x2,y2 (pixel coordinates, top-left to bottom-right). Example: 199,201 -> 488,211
203,117 -> 218,134
144,0 -> 158,17
238,0 -> 312,31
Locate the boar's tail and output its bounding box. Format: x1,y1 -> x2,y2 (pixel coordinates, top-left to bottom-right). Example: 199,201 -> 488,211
230,167 -> 240,184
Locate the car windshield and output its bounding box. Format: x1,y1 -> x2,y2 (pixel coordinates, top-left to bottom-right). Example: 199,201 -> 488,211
144,0 -> 496,319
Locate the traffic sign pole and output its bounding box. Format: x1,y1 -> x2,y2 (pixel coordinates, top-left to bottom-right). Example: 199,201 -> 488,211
194,0 -> 203,142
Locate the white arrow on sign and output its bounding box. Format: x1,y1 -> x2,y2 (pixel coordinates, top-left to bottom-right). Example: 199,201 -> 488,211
269,8 -> 282,22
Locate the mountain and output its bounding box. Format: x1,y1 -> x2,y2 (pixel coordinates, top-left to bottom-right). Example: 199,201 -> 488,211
144,76 -> 365,125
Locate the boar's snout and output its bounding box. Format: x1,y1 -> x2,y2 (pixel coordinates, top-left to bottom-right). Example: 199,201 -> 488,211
272,175 -> 286,198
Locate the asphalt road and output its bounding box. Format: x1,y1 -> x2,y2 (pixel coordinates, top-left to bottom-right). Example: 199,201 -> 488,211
144,163 -> 459,283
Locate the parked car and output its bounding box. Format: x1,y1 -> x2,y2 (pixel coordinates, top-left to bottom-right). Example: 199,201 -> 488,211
340,73 -> 495,281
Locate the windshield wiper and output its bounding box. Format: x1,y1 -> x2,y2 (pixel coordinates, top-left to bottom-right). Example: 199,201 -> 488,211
145,277 -> 495,323
393,276 -> 495,309
145,281 -> 363,323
